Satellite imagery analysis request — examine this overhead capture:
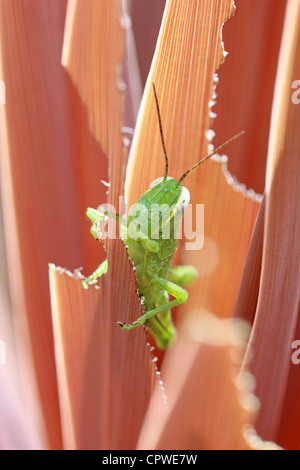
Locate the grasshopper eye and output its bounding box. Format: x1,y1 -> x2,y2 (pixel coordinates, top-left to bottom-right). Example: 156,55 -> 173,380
176,186 -> 190,211
149,176 -> 173,188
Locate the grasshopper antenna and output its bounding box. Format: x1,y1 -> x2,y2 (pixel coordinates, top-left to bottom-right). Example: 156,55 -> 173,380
177,131 -> 245,185
152,83 -> 168,181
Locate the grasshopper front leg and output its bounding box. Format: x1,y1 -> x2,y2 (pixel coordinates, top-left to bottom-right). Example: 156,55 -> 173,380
82,259 -> 108,289
82,208 -> 109,289
117,277 -> 188,331
82,208 -> 127,289
86,207 -> 127,240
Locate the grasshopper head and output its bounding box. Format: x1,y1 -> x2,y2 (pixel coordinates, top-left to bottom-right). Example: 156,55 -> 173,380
148,177 -> 190,212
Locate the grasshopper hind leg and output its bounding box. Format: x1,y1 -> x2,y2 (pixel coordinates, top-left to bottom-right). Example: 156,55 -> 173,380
118,277 -> 187,348
167,265 -> 198,287
145,290 -> 176,349
146,313 -> 176,350
118,290 -> 176,349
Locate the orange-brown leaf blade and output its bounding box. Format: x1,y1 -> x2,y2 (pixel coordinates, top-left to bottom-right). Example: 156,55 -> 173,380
138,314 -> 261,450
49,264 -> 155,449
241,0 -> 300,441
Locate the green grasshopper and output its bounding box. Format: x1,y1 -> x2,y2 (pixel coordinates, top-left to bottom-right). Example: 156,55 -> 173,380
83,84 -> 243,349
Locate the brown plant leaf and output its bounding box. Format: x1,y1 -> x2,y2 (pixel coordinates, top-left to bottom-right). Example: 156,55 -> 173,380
240,0 -> 300,442
137,313 -> 271,450
126,0 -> 236,203
62,0 -> 126,207
131,0 -> 166,86
126,0 -> 260,332
277,303 -> 300,449
214,0 -> 288,194
233,196 -> 265,324
49,264 -> 155,449
57,0 -> 157,449
0,0 -> 109,448
183,163 -> 260,321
